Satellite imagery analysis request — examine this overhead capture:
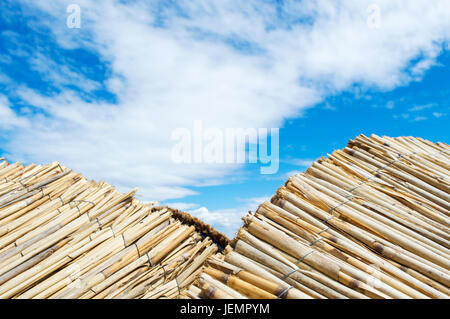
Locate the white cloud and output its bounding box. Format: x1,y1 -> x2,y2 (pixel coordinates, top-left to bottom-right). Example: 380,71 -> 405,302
0,54 -> 12,64
186,195 -> 270,237
1,1 -> 450,234
409,103 -> 436,112
187,206 -> 244,238
239,196 -> 271,208
282,170 -> 304,180
385,101 -> 395,109
29,52 -> 100,92
0,95 -> 29,129
323,102 -> 336,111
164,202 -> 200,211
413,116 -> 427,121
287,158 -> 316,167
0,73 -> 12,84
432,112 -> 447,118
393,113 -> 410,119
409,58 -> 441,79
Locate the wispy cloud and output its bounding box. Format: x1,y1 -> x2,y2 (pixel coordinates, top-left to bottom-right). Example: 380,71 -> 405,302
186,206 -> 244,237
0,95 -> 29,129
432,112 -> 447,118
185,195 -> 270,237
29,52 -> 101,92
285,158 -> 316,167
413,116 -> 428,121
408,103 -> 436,112
409,59 -> 441,79
385,101 -> 395,109
282,170 -> 304,179
163,202 -> 200,211
323,102 -> 336,111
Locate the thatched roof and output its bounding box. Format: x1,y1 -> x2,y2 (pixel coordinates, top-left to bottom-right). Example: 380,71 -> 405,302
185,135 -> 449,299
0,159 -> 224,298
0,134 -> 448,299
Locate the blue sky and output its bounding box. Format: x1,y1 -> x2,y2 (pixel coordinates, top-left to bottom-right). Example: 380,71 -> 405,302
0,1 -> 449,237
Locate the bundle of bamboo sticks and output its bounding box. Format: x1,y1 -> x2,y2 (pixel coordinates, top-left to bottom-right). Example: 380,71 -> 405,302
187,135 -> 449,299
0,159 -> 219,299
1,134 -> 448,299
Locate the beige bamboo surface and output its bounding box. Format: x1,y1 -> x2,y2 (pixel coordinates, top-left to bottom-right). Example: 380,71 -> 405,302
0,159 -> 221,299
186,135 -> 450,299
1,134 -> 449,299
